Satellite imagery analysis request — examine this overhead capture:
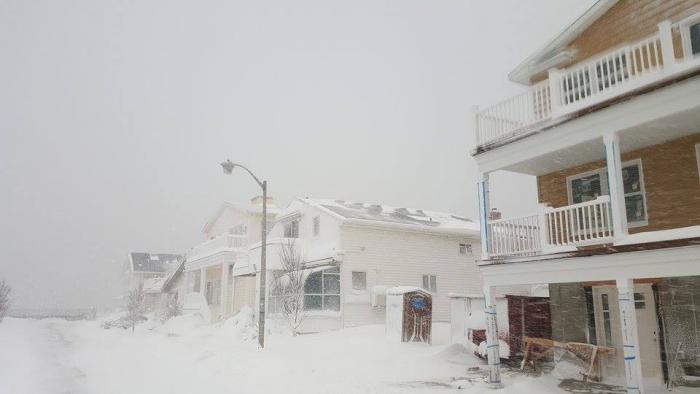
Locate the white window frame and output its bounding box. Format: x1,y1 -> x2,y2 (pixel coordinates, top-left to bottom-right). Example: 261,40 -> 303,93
351,271 -> 367,291
566,159 -> 648,228
459,243 -> 472,255
303,267 -> 341,312
421,274 -> 437,293
283,219 -> 300,238
679,12 -> 700,60
696,143 -> 700,183
312,216 -> 320,237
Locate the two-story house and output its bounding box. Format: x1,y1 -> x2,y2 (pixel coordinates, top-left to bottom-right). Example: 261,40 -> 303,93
183,196 -> 278,322
244,197 -> 484,333
472,1 -> 700,392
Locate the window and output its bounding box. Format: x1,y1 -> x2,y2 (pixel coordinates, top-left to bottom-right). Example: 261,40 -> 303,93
567,159 -> 648,227
696,144 -> 700,182
229,224 -> 247,235
352,271 -> 366,291
680,14 -> 700,58
312,216 -> 320,237
601,293 -> 613,347
634,292 -> 646,310
422,275 -> 437,293
205,279 -> 221,305
304,267 -> 340,311
691,22 -> 700,56
283,219 -> 299,238
459,243 -> 472,255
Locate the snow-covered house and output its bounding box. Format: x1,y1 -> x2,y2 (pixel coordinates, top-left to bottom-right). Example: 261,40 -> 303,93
183,196 -> 279,322
124,252 -> 183,311
472,0 -> 700,391
245,197 -> 483,333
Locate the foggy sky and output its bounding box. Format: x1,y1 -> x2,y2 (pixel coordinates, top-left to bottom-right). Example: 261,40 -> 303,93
0,0 -> 595,309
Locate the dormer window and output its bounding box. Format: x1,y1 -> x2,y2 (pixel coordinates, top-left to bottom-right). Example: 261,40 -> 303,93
284,219 -> 299,238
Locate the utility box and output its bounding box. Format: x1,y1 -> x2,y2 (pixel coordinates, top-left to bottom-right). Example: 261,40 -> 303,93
386,287 -> 432,344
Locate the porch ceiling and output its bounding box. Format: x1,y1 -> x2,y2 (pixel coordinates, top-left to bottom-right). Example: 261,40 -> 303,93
501,107 -> 700,176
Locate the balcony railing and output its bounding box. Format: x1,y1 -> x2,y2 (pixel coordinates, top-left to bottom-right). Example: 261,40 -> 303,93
475,21 -> 700,148
486,196 -> 613,258
188,233 -> 248,260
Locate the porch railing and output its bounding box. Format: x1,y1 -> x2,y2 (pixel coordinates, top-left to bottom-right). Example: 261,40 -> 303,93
188,233 -> 248,259
486,196 -> 613,258
543,196 -> 613,248
474,20 -> 699,148
487,214 -> 542,258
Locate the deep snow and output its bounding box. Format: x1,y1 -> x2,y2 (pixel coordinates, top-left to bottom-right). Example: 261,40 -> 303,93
0,314 -> 574,394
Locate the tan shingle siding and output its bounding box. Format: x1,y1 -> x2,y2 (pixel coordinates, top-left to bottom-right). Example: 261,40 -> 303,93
537,133 -> 700,233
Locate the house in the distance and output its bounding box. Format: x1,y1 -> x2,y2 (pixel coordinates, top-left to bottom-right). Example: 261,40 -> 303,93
124,252 -> 183,311
183,196 -> 279,322
245,197 -> 486,333
472,0 -> 700,390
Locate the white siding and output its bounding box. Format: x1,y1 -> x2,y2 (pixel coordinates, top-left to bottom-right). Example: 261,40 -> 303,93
339,226 -> 483,325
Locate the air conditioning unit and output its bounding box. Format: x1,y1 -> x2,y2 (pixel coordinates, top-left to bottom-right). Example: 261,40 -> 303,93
371,285 -> 388,308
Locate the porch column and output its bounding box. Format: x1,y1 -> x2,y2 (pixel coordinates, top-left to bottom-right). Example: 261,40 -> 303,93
478,173 -> 491,260
604,134 -> 628,239
199,267 -> 207,298
220,262 -> 229,319
483,285 -> 503,388
657,21 -> 675,70
616,279 -> 644,394
548,68 -> 562,116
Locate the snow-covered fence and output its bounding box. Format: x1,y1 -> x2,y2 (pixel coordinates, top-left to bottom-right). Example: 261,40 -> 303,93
8,308 -> 97,321
543,196 -> 613,248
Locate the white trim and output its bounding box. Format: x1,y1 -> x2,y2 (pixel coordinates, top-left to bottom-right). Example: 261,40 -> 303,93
480,245 -> 700,287
696,143 -> 700,183
421,274 -> 438,293
678,12 -> 700,60
565,159 -> 649,228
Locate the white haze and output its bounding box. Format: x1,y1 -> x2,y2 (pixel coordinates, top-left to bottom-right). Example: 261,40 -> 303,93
0,0 -> 595,309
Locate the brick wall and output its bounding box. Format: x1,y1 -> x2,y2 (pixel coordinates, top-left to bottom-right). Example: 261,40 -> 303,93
537,133 -> 700,233
532,0 -> 700,83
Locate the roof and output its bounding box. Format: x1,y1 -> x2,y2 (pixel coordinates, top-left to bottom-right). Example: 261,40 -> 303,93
299,197 -> 480,235
202,201 -> 281,234
128,252 -> 182,273
509,0 -> 616,85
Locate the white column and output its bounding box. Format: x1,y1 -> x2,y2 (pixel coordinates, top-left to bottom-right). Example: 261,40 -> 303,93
604,134 -> 628,239
199,267 -> 207,299
478,173 -> 491,260
548,68 -> 562,116
483,285 -> 503,388
471,104 -> 481,147
658,21 -> 675,70
616,279 -> 644,394
220,262 -> 229,319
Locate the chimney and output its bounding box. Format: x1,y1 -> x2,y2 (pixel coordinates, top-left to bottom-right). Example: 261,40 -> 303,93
250,195 -> 275,206
488,208 -> 502,221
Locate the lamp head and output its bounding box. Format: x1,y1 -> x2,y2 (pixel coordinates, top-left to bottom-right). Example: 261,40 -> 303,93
221,159 -> 235,175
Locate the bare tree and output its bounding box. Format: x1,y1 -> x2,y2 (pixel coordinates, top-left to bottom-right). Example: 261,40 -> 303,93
126,285 -> 145,332
162,294 -> 182,321
0,280 -> 11,323
270,239 -> 306,335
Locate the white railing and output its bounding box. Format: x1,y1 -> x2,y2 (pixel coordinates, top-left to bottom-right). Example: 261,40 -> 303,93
553,34 -> 663,113
476,80 -> 551,146
543,196 -> 613,248
474,22 -> 691,148
486,196 -> 614,258
188,233 -> 248,259
487,214 -> 541,257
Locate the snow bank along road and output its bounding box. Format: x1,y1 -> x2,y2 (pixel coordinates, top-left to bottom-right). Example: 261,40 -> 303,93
0,315 -> 565,394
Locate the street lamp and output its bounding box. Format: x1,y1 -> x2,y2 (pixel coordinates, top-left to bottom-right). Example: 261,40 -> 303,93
220,159 -> 268,349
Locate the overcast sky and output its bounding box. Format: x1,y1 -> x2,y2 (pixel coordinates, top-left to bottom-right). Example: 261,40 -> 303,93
0,0 -> 595,309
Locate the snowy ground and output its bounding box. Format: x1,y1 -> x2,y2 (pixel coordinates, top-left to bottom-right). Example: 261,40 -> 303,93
0,313 -> 574,394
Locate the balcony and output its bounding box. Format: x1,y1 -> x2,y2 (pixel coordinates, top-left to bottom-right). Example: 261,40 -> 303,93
475,21 -> 700,150
487,196 -> 613,258
187,233 -> 248,261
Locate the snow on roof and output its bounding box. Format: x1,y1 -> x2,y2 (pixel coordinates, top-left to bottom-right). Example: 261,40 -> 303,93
302,198 -> 479,234
386,286 -> 429,295
129,252 -> 182,273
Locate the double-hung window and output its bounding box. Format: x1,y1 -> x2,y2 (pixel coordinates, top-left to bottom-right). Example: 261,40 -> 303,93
284,219 -> 299,238
567,159 -> 648,227
351,271 -> 366,291
422,275 -> 437,293
312,216 -> 320,237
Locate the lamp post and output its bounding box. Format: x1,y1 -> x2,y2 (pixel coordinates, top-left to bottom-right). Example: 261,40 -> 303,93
221,159 -> 268,348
